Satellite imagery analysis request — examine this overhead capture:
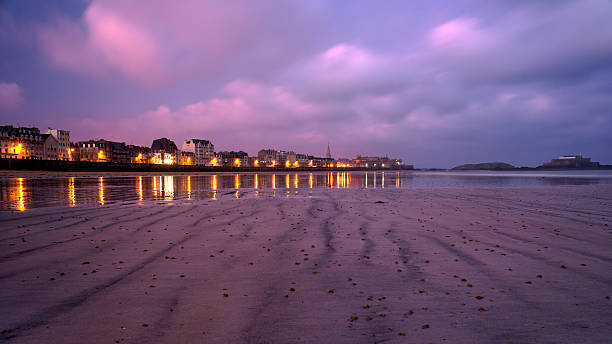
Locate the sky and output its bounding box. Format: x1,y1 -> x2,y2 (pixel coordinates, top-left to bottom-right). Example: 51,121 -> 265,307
1,0 -> 611,168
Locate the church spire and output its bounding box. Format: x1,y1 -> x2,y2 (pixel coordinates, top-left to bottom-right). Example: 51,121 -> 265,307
326,142 -> 332,159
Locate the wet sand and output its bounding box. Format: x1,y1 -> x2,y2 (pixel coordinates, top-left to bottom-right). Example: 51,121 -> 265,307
1,186 -> 611,343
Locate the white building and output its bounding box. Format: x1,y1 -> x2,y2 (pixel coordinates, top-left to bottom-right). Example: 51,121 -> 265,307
46,128 -> 71,160
182,139 -> 215,166
41,134 -> 59,160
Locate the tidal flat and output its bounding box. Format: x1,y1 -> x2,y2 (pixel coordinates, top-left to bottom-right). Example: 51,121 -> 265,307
1,185 -> 611,343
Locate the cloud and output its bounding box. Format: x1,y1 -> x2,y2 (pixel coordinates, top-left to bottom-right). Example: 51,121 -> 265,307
36,0 -> 317,85
0,82 -> 23,111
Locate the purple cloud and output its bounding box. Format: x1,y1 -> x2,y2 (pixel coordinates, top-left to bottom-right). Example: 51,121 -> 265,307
0,82 -> 23,111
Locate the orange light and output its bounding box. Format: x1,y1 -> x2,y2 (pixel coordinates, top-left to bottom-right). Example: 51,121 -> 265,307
293,161 -> 299,167
211,157 -> 218,166
285,160 -> 291,168
272,160 -> 277,167
187,176 -> 191,200
98,177 -> 104,205
68,177 -> 75,207
254,159 -> 259,167
138,176 -> 143,201
98,150 -> 105,161
16,178 -> 26,211
13,144 -> 23,155
234,158 -> 241,167
308,160 -> 313,167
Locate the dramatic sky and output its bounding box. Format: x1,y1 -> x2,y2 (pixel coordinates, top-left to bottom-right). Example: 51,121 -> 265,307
1,0 -> 611,168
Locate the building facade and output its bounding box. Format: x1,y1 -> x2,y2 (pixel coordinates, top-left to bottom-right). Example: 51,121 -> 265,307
352,155 -> 403,168
182,139 -> 215,166
257,149 -> 280,167
45,128 -> 71,160
180,151 -> 195,165
41,134 -> 59,160
127,145 -> 151,163
151,138 -> 178,165
77,139 -> 130,163
218,151 -> 248,167
0,126 -> 44,159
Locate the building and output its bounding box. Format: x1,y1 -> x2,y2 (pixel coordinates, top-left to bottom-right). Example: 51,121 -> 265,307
45,128 -> 71,160
41,134 -> 59,160
0,126 -> 44,159
182,139 -> 215,166
284,151 -> 297,167
296,153 -> 310,167
258,149 -> 280,167
541,155 -> 599,168
180,151 -> 195,165
127,145 -> 151,164
151,138 -> 179,165
352,155 -> 404,169
77,139 -> 130,163
218,151 -> 248,167
311,156 -> 334,167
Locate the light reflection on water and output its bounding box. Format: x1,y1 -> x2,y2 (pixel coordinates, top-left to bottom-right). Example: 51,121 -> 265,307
1,170 -> 611,211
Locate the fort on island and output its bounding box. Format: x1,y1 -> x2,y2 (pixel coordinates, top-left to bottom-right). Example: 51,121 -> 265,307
0,125 -> 409,169
541,155 -> 600,168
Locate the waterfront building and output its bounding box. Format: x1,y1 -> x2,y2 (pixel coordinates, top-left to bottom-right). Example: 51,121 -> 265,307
258,149 -> 280,167
311,156 -> 334,167
41,134 -> 59,160
285,151 -> 297,167
182,139 -> 215,166
151,138 -> 178,165
77,139 -> 130,163
218,151 -> 248,167
127,145 -> 151,164
296,153 -> 310,167
45,128 -> 71,160
352,155 -> 405,169
541,155 -> 599,168
69,142 -> 80,161
0,126 -> 44,159
180,151 -> 195,165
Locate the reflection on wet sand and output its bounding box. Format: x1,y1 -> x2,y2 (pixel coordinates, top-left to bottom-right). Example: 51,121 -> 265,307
2,171 -> 610,211
211,175 -> 217,200
186,176 -> 191,200
16,178 -> 25,211
163,176 -> 174,200
138,176 -> 143,201
69,177 -> 76,207
98,177 -> 104,205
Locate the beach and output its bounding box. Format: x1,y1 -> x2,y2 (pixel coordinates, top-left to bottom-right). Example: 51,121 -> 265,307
1,185 -> 611,343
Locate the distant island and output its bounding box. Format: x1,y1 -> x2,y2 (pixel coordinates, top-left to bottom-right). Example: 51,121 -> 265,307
451,162 -> 515,170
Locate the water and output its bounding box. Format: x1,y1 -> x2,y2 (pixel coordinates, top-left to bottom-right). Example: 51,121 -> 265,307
1,170 -> 611,211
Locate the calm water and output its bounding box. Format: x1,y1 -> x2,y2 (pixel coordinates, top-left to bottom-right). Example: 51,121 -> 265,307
1,170 -> 611,211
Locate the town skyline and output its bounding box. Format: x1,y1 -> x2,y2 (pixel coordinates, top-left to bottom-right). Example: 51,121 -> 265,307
1,1 -> 611,168
0,124 -> 407,169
